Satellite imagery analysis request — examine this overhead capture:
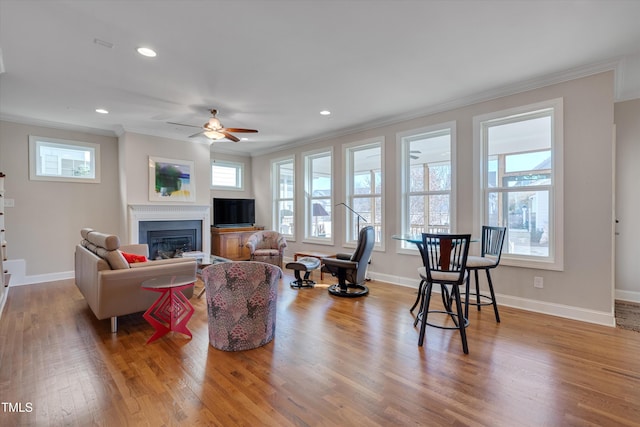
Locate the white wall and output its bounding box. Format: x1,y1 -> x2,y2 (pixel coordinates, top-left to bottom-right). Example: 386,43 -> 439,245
0,121 -> 120,282
252,72 -> 616,325
0,73 -> 625,325
0,124 -> 255,284
614,99 -> 640,302
118,132 -> 212,207
209,151 -> 254,223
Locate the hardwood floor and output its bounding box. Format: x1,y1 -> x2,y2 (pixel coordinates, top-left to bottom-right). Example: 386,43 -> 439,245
1,274 -> 640,426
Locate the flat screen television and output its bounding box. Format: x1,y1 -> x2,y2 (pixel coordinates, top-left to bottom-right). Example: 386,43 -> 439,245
213,198 -> 255,227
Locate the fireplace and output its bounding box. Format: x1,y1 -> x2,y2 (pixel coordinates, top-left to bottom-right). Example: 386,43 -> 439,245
128,205 -> 211,257
139,220 -> 202,259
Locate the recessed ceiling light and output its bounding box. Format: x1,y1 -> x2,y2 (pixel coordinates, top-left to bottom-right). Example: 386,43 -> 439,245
137,47 -> 157,58
95,108 -> 109,114
320,110 -> 331,116
240,137 -> 249,141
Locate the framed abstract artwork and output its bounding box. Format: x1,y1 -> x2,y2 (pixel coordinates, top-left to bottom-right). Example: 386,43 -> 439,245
148,156 -> 195,202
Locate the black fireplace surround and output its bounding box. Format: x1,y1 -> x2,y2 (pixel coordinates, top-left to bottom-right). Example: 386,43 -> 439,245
139,220 -> 203,260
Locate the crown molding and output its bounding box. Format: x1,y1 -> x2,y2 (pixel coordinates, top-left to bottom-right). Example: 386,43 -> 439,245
3,56 -> 635,159
0,113 -> 118,137
250,58 -> 624,158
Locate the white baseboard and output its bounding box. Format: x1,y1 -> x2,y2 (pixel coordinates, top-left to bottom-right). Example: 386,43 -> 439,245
615,289 -> 640,303
367,270 -> 616,327
4,259 -> 74,286
4,261 -> 622,327
9,271 -> 75,286
3,259 -> 26,285
497,294 -> 615,327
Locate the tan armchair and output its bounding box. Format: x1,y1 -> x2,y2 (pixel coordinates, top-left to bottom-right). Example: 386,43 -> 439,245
74,228 -> 196,333
245,230 -> 287,267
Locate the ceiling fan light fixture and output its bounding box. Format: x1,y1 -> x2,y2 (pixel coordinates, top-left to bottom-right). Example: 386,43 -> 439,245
207,117 -> 222,130
204,130 -> 225,140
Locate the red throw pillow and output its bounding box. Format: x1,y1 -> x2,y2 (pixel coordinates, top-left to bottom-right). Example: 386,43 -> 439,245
120,251 -> 148,264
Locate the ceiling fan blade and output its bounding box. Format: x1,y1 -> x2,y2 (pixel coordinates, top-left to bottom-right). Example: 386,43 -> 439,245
167,121 -> 202,129
222,128 -> 258,133
221,131 -> 240,142
189,130 -> 205,138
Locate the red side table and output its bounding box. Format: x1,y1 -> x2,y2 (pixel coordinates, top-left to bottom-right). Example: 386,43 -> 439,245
141,275 -> 195,344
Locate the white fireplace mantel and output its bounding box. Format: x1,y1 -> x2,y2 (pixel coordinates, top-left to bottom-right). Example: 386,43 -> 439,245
128,204 -> 211,254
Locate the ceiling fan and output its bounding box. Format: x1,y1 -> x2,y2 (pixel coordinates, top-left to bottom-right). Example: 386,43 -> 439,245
168,109 -> 258,142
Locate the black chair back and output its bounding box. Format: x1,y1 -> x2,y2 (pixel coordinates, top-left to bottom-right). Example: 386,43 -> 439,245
480,226 -> 506,262
421,233 -> 471,284
350,226 -> 375,284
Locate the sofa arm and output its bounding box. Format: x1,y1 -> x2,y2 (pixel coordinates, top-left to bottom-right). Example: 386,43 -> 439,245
94,259 -> 197,319
101,259 -> 196,283
245,237 -> 257,252
129,257 -> 195,269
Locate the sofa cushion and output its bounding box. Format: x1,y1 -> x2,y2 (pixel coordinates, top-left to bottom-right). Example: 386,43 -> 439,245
80,230 -> 129,269
81,240 -> 97,253
80,228 -> 94,240
95,247 -> 129,270
85,231 -> 120,251
121,251 -> 148,264
254,249 -> 280,257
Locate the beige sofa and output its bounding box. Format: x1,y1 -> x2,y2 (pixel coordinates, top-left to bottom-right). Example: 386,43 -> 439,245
74,228 -> 197,332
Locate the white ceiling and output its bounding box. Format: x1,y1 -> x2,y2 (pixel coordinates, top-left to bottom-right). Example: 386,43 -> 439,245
1,0 -> 639,157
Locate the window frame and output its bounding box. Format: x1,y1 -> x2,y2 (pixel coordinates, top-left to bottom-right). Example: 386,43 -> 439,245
210,160 -> 244,190
28,135 -> 101,183
473,98 -> 564,271
302,148 -> 333,244
271,155 -> 296,241
343,137 -> 385,250
397,122 -> 456,254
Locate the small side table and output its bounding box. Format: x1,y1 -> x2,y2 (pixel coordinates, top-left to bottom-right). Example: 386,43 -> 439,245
293,251 -> 336,280
141,275 -> 196,344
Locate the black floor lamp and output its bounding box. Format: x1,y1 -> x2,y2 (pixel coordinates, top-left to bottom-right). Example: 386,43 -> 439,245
336,202 -> 371,281
335,202 -> 367,234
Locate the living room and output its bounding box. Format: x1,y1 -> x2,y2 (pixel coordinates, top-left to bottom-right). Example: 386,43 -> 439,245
2,70 -> 639,324
1,1 -> 640,425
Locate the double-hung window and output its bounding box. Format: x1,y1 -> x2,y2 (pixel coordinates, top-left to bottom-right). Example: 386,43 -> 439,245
272,156 -> 295,239
343,138 -> 384,247
398,123 -> 455,251
303,149 -> 332,242
474,98 -> 563,270
29,135 -> 101,183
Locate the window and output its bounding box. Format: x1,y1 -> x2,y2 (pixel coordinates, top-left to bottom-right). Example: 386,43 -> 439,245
211,160 -> 243,190
398,123 -> 455,251
474,98 -> 563,270
344,138 -> 384,247
272,156 -> 295,239
303,149 -> 332,242
29,135 -> 100,183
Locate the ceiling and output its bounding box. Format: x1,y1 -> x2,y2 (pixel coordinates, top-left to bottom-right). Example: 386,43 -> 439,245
1,1 -> 639,157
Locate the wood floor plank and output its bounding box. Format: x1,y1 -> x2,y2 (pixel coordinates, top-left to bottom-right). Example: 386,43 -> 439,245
1,276 -> 639,426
